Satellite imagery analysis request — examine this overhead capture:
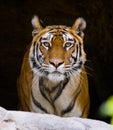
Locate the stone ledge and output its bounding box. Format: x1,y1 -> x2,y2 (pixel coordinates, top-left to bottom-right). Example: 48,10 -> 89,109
0,107 -> 112,130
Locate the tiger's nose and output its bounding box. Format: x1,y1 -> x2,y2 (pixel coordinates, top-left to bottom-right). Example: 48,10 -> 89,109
49,59 -> 64,68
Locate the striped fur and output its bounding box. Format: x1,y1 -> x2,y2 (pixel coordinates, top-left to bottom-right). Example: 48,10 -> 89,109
17,16 -> 90,117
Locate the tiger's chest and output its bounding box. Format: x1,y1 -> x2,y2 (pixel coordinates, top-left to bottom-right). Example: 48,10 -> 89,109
30,74 -> 82,117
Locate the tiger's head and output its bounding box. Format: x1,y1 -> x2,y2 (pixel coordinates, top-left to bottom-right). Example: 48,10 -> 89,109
29,16 -> 86,83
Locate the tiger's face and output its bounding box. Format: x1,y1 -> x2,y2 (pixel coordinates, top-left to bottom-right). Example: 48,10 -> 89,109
30,16 -> 86,82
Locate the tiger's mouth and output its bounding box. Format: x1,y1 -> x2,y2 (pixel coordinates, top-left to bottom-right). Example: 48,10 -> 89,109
49,69 -> 65,77
42,63 -> 71,78
52,70 -> 62,74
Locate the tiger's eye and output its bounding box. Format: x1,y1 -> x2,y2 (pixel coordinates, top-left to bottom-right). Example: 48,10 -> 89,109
65,42 -> 72,47
42,42 -> 50,47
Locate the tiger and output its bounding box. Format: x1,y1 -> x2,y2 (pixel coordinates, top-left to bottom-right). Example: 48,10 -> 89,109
17,15 -> 90,118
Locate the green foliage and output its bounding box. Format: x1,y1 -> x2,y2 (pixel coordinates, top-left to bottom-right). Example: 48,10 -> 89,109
99,96 -> 113,124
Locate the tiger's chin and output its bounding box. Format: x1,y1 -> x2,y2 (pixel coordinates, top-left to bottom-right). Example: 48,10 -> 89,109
47,72 -> 65,84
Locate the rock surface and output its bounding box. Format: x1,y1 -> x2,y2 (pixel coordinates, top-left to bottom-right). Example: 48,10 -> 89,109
0,107 -> 112,130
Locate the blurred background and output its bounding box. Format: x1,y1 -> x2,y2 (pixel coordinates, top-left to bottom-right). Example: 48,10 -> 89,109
0,0 -> 113,123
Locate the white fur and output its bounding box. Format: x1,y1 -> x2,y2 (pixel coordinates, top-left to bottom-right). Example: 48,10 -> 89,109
47,73 -> 65,83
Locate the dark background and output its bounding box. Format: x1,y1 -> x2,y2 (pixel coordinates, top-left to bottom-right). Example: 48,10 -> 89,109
0,0 -> 113,123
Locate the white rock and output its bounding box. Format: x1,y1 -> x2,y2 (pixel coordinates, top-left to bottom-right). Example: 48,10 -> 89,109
0,107 -> 112,130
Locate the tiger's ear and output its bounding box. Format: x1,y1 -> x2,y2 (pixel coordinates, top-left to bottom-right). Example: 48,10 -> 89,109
31,15 -> 43,36
71,17 -> 86,38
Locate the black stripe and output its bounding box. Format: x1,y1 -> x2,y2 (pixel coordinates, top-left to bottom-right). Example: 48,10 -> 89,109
79,42 -> 82,58
48,28 -> 54,31
53,78 -> 69,101
30,41 -> 38,68
30,57 -> 37,68
30,57 -> 35,65
33,41 -> 43,64
73,61 -> 83,71
39,77 -> 52,104
72,44 -> 83,71
40,19 -> 46,28
31,90 -> 49,113
36,44 -> 39,61
76,44 -> 79,59
33,42 -> 36,56
61,87 -> 81,116
72,45 -> 78,64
